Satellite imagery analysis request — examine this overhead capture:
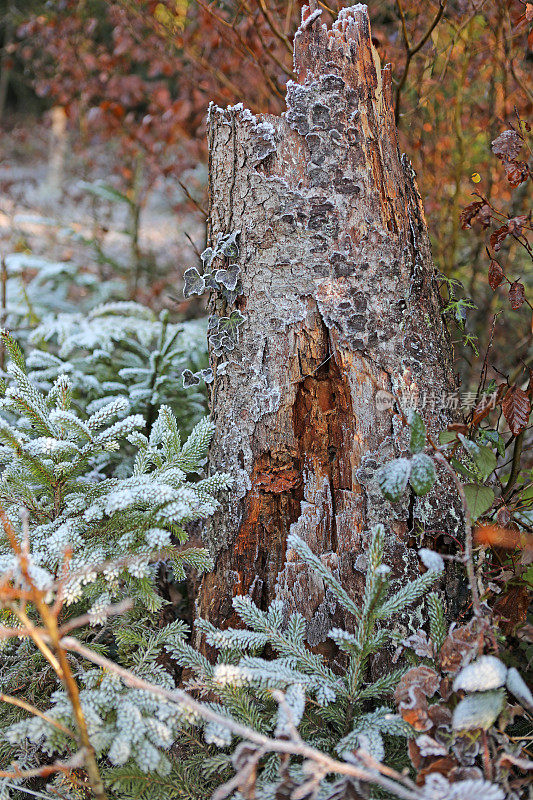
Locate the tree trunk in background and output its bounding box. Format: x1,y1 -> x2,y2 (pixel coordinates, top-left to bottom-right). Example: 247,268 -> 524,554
197,5 -> 463,644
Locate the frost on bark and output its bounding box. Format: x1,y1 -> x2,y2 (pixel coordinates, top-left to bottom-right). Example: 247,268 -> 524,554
196,5 -> 463,646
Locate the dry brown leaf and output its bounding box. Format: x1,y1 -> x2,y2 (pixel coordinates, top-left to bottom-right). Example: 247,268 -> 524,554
394,666 -> 440,731
488,260 -> 504,290
502,384 -> 530,434
509,281 -> 526,310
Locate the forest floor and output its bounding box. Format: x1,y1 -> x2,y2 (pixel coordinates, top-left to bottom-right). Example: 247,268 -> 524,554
0,115 -> 205,310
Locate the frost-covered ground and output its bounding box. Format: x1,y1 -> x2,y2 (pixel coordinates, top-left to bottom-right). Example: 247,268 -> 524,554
0,116 -> 206,309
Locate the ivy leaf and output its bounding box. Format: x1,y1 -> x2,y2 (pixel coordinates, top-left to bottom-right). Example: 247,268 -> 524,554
409,453 -> 436,496
377,458 -> 411,502
204,272 -> 219,290
208,315 -> 220,334
220,231 -> 240,258
463,484 -> 494,521
183,267 -> 206,298
409,411 -> 426,454
502,385 -> 531,435
508,281 -> 525,310
201,368 -> 214,385
200,246 -> 214,266
215,264 -> 240,291
488,260 -> 504,290
182,369 -> 201,388
218,310 -> 246,336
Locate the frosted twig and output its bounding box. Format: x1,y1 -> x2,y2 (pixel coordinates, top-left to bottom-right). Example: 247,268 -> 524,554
300,8 -> 322,31
0,692 -> 75,738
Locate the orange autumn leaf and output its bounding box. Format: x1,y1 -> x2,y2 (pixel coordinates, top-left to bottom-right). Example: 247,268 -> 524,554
475,524 -> 533,551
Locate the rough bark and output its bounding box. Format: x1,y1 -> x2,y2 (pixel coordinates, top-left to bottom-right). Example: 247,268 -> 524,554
197,5 -> 463,645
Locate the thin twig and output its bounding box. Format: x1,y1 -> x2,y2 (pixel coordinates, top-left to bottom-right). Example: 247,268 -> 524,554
0,256 -> 7,371
0,504 -> 108,800
502,430 -> 525,501
395,0 -> 447,124
0,751 -> 84,780
0,692 -> 76,738
58,598 -> 133,635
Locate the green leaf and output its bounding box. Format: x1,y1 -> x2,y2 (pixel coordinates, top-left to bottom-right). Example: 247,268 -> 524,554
80,180 -> 133,206
450,457 -> 476,481
480,429 -> 505,457
463,484 -> 495,520
473,446 -> 497,481
439,430 -> 458,445
377,458 -> 411,502
409,412 -> 426,454
452,689 -> 505,731
458,433 -> 480,459
409,453 -> 436,496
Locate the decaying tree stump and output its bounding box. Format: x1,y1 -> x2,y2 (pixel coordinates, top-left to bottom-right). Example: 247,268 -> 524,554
197,5 -> 463,643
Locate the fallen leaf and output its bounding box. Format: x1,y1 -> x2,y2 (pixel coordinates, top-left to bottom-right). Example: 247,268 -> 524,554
439,621 -> 483,673
416,757 -> 458,785
394,666 -> 440,731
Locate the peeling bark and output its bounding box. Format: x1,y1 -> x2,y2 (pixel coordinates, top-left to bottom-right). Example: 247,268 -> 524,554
196,5 -> 463,644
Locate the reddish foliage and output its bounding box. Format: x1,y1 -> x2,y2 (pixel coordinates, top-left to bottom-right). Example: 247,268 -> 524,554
490,225 -> 510,252
508,281 -> 526,310
394,666 -> 440,731
502,384 -> 531,434
460,201 -> 484,230
494,584 -> 531,635
438,620 -> 485,674
491,130 -> 523,161
488,260 -> 504,290
475,524 -> 533,552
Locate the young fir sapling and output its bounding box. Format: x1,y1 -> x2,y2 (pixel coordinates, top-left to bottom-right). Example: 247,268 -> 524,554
26,302 -> 208,450
167,524 -> 444,797
0,327 -> 232,785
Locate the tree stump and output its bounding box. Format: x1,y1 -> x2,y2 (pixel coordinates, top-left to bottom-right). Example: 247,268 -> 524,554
197,5 -> 462,644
